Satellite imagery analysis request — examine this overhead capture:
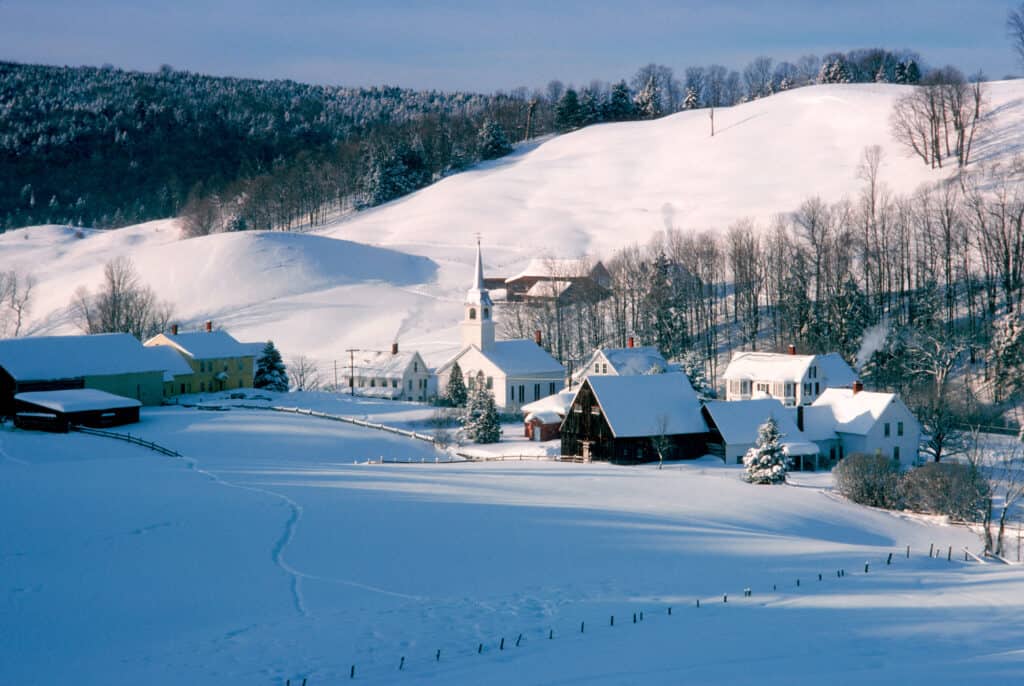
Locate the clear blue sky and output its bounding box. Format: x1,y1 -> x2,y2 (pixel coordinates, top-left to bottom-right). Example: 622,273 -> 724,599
1,1 -> 1018,91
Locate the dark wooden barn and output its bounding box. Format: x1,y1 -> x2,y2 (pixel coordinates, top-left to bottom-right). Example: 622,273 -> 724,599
13,389 -> 142,433
560,374 -> 709,463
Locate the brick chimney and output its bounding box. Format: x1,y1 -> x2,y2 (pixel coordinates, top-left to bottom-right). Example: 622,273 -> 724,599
627,336 -> 634,348
391,342 -> 399,355
852,380 -> 864,394
171,324 -> 178,335
787,344 -> 796,355
205,320 -> 213,333
534,329 -> 542,346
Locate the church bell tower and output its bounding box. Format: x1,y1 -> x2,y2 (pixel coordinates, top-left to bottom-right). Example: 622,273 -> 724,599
461,239 -> 495,350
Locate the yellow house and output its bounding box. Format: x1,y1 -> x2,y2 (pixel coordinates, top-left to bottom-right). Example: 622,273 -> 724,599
144,323 -> 262,395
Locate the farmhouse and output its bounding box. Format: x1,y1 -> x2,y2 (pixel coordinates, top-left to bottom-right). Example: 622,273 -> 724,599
0,333 -> 168,415
802,383 -> 922,466
435,242 -> 565,411
13,389 -> 141,432
702,398 -> 821,470
343,344 -> 431,401
560,374 -> 708,463
572,340 -> 671,385
722,347 -> 857,405
504,257 -> 611,304
144,344 -> 195,398
144,323 -> 261,394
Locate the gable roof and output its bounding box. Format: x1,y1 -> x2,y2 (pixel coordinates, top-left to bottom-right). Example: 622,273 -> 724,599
584,373 -> 707,438
15,388 -> 142,413
703,398 -> 802,446
721,350 -> 857,385
811,388 -> 898,435
143,345 -> 194,381
145,331 -> 255,360
482,340 -> 565,376
573,346 -> 670,382
0,333 -> 164,381
815,353 -> 859,386
521,388 -> 575,417
507,257 -> 595,282
350,350 -> 424,379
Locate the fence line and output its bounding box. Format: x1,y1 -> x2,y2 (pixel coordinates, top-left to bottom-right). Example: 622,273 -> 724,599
72,426 -> 181,457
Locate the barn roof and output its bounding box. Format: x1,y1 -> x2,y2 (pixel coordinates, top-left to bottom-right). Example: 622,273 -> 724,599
146,330 -> 256,360
585,373 -> 706,438
506,258 -> 594,282
703,398 -> 803,446
0,333 -> 164,381
15,388 -> 142,413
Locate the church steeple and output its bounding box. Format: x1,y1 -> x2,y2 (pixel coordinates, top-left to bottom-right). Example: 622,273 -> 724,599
461,238 -> 495,350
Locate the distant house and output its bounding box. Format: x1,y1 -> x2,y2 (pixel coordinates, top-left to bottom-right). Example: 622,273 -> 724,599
722,347 -> 857,406
435,242 -> 565,411
0,333 -> 169,415
14,389 -> 141,432
144,322 -> 261,394
560,374 -> 708,463
572,340 -> 672,385
344,344 -> 431,401
702,398 -> 821,470
504,258 -> 611,304
801,383 -> 921,466
521,388 -> 576,441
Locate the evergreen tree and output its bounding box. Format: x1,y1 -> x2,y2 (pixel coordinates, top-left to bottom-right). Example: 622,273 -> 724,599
446,360 -> 468,407
893,61 -> 908,84
679,351 -> 715,398
604,80 -> 635,121
682,87 -> 699,110
990,312 -> 1024,402
254,340 -> 288,392
634,76 -> 662,119
874,64 -> 888,83
818,58 -> 851,84
578,88 -> 603,127
743,418 -> 788,484
554,89 -> 583,132
903,60 -> 921,84
461,382 -> 501,443
476,119 -> 513,160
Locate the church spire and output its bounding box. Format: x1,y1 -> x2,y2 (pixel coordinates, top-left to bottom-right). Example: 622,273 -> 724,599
472,236 -> 485,291
462,237 -> 495,350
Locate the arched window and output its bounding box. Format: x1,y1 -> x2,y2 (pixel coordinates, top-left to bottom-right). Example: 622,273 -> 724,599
469,307 -> 477,320
483,307 -> 490,320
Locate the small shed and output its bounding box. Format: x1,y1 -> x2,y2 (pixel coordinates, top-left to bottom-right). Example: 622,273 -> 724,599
14,389 -> 142,432
521,388 -> 575,441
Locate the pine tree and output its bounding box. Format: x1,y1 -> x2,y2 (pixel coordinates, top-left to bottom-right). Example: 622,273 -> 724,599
990,312 -> 1024,402
874,64 -> 888,83
578,88 -> 602,127
893,62 -> 907,84
682,87 -> 699,110
461,382 -> 501,443
477,119 -> 513,160
679,351 -> 715,398
743,418 -> 788,484
254,340 -> 288,392
604,81 -> 635,121
634,76 -> 662,119
904,60 -> 921,84
446,360 -> 468,407
554,89 -> 583,132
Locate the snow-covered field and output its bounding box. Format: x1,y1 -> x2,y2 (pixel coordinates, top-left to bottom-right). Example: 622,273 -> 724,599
2,401 -> 1022,685
5,81 -> 1024,366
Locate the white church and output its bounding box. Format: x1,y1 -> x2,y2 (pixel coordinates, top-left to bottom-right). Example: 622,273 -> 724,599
435,242 -> 565,411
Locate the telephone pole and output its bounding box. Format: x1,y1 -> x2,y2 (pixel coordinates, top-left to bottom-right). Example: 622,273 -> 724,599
345,348 -> 357,396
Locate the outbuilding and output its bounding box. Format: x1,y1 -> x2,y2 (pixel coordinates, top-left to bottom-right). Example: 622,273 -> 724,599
13,389 -> 142,432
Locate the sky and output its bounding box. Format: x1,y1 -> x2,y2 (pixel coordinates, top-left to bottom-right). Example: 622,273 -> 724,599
0,1 -> 1019,92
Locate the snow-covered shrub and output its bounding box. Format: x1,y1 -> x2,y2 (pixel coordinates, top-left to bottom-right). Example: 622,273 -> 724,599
898,462 -> 989,521
742,418 -> 787,484
833,453 -> 901,508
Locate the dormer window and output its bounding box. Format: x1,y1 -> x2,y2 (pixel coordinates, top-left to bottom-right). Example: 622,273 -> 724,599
469,308 -> 477,320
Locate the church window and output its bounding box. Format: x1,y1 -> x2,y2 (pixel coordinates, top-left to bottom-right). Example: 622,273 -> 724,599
486,376 -> 493,389
483,307 -> 490,319
534,383 -> 540,400
549,382 -> 556,395
469,308 -> 477,320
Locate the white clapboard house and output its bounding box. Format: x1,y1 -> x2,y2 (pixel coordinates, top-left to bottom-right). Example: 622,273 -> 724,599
721,347 -> 857,406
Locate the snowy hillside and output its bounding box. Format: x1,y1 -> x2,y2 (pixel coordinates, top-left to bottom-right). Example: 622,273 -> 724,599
1,402 -> 1021,685
5,81 -> 1024,363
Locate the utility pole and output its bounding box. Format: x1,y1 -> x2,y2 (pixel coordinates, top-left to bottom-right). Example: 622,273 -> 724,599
524,98 -> 537,141
709,107 -> 715,137
333,359 -> 338,390
345,349 -> 357,396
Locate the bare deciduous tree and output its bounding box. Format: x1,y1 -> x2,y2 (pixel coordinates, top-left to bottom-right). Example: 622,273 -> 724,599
0,270 -> 35,337
287,354 -> 322,392
71,256 -> 174,339
1009,3 -> 1024,69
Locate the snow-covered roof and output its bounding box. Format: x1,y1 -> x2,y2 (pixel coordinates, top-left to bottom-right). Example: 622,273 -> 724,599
526,410 -> 563,425
702,399 -> 802,446
604,346 -> 669,375
351,350 -> 423,378
521,388 -> 575,417
525,280 -> 574,298
145,331 -> 256,360
481,340 -> 565,376
143,345 -> 193,381
507,258 -> 593,282
0,333 -> 164,381
812,388 -> 897,435
722,351 -> 857,385
15,389 -> 142,413
798,405 -> 840,442
782,441 -> 820,456
584,374 -> 707,438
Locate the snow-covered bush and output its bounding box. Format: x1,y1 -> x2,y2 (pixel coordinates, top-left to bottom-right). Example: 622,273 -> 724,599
460,383 -> 501,444
742,418 -> 787,484
833,453 -> 901,508
254,340 -> 288,392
